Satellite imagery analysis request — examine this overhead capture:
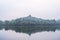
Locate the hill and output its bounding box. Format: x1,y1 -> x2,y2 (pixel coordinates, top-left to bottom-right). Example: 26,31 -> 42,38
0,15 -> 60,26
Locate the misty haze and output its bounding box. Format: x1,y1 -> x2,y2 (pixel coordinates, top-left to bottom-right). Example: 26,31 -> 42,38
0,0 -> 60,40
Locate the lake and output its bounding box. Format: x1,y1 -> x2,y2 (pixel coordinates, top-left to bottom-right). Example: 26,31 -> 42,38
0,26 -> 60,40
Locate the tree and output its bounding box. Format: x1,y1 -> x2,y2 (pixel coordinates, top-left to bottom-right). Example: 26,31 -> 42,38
4,20 -> 10,26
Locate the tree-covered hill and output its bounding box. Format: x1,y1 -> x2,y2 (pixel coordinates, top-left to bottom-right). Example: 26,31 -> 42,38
0,15 -> 60,26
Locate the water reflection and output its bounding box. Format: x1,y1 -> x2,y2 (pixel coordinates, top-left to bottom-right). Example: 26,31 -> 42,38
0,26 -> 60,35
0,26 -> 60,40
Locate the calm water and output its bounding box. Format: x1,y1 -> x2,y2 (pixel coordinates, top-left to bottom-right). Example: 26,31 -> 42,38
0,26 -> 60,40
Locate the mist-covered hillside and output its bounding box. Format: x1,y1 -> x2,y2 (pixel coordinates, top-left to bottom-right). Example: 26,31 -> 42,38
0,15 -> 60,26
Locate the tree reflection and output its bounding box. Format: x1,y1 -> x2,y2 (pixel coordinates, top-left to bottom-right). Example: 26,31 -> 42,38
0,26 -> 60,35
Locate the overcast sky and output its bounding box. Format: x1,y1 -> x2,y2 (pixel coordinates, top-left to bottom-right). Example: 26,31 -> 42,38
0,0 -> 60,20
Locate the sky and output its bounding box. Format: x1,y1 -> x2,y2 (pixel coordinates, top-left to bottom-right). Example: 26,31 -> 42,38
0,0 -> 60,20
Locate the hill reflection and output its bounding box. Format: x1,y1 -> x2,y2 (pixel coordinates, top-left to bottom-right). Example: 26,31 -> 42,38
0,26 -> 60,35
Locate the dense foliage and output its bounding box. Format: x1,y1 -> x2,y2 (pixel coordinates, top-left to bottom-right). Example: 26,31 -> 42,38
0,15 -> 60,26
